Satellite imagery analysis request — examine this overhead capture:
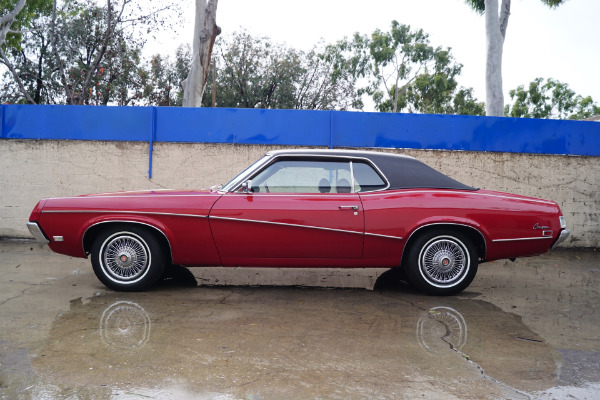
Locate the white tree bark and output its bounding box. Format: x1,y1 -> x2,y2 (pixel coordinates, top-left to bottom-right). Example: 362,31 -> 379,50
0,0 -> 27,47
182,0 -> 221,107
485,0 -> 511,116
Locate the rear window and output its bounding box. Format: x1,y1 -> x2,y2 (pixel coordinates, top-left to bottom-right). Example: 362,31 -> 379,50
353,162 -> 387,192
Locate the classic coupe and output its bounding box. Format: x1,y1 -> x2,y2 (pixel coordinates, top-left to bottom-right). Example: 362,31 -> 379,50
27,149 -> 570,295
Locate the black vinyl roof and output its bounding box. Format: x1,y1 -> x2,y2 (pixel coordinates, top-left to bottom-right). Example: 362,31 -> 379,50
265,149 -> 477,191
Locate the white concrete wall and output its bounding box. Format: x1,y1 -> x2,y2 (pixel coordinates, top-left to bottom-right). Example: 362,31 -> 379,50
1,139 -> 597,247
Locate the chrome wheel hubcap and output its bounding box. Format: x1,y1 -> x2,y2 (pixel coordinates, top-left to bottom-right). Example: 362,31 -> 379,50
103,235 -> 149,281
420,237 -> 468,286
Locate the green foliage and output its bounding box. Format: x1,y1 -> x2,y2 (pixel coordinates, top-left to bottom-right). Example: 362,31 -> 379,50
464,0 -> 566,14
200,31 -> 361,110
138,45 -> 189,106
505,78 -> 600,120
1,0 -> 179,105
1,0 -> 52,50
331,20 -> 484,115
464,0 -> 485,14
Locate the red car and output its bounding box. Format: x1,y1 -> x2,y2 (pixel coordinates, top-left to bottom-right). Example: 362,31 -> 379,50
27,149 -> 570,295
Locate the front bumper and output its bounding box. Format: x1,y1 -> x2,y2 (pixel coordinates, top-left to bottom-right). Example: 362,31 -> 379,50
27,222 -> 49,244
552,229 -> 570,249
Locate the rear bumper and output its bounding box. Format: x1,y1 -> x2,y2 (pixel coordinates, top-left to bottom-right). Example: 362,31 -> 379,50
26,222 -> 49,244
552,229 -> 570,249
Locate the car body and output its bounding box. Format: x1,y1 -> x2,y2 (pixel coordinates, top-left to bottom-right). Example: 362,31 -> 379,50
27,149 -> 570,295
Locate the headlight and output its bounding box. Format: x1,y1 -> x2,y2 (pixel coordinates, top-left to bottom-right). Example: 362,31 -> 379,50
559,216 -> 567,229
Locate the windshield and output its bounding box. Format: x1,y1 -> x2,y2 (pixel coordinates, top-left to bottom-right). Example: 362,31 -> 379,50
221,155 -> 271,192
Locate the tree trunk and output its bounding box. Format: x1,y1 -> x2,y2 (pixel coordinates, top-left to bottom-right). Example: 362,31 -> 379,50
484,0 -> 510,117
182,0 -> 221,107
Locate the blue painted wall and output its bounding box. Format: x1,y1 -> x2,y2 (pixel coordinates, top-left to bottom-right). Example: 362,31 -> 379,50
1,104 -> 598,156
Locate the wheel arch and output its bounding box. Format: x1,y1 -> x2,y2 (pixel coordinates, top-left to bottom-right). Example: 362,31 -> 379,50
401,223 -> 487,266
83,221 -> 173,264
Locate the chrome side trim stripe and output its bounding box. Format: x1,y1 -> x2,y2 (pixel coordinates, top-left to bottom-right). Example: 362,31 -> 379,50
46,194 -> 216,200
492,236 -> 553,242
360,190 -> 554,205
210,216 -> 364,236
42,210 -> 208,218
364,232 -> 403,240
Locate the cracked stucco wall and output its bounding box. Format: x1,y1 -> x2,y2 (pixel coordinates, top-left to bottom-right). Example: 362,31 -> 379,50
1,139 -> 597,247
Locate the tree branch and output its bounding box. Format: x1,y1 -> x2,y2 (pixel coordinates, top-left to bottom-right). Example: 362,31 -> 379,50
0,0 -> 27,46
0,48 -> 36,103
499,0 -> 511,39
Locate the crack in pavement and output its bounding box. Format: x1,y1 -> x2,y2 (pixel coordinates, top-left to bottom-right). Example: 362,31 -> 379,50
434,314 -> 533,400
0,284 -> 39,307
380,291 -> 533,399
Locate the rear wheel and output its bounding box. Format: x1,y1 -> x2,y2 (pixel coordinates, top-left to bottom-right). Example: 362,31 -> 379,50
91,225 -> 167,291
405,230 -> 478,296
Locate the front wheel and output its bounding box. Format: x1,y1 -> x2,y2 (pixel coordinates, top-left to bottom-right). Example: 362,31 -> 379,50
91,225 -> 167,291
404,230 -> 478,296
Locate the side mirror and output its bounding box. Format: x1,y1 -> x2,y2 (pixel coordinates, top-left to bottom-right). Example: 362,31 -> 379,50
242,180 -> 253,193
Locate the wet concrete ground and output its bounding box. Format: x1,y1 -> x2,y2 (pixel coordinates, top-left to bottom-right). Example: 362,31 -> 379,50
0,241 -> 599,400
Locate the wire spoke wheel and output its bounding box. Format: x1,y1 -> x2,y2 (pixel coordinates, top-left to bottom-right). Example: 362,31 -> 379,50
420,238 -> 468,285
102,235 -> 149,281
405,230 -> 478,295
91,225 -> 167,291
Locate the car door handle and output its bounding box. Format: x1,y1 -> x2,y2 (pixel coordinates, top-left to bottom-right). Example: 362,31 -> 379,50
338,205 -> 359,211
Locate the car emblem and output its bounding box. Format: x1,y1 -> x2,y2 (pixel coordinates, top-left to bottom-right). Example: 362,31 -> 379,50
533,223 -> 550,230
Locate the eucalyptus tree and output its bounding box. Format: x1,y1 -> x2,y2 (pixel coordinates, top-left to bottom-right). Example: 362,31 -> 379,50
333,20 -> 482,115
203,31 -> 360,110
1,0 -> 53,103
505,77 -> 600,120
181,0 -> 220,107
138,45 -> 190,106
464,0 -> 568,116
0,0 -> 26,47
1,0 -> 179,105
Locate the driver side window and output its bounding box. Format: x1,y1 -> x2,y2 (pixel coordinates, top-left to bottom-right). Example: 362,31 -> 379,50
251,159 -> 352,193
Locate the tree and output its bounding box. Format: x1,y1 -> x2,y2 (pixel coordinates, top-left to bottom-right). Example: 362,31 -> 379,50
0,0 -> 26,47
505,77 -> 600,120
0,10 -> 59,104
202,31 -> 361,110
1,0 -> 53,103
331,21 -> 484,115
181,0 -> 220,107
1,0 -> 178,105
464,0 -> 567,116
367,21 -> 443,113
138,45 -> 190,106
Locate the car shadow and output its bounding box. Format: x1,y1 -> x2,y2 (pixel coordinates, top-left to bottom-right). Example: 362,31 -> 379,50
157,265 -> 198,289
373,267 -> 416,292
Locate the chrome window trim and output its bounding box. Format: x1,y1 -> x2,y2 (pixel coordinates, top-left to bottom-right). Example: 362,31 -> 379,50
350,161 -> 355,193
42,210 -> 208,218
222,154 -> 273,192
227,154 -> 390,194
492,236 -> 553,242
225,193 -> 359,197
210,215 -> 364,236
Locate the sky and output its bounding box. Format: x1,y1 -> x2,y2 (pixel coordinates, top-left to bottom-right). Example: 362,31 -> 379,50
146,0 -> 600,112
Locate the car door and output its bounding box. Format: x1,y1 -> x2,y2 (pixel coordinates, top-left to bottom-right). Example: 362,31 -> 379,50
209,157 -> 364,264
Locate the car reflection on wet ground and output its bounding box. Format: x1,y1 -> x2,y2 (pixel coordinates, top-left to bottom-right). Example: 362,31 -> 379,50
0,241 -> 598,399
